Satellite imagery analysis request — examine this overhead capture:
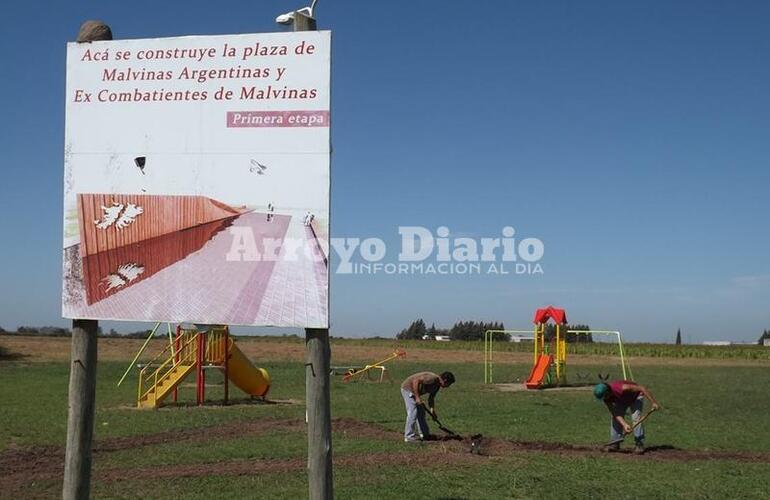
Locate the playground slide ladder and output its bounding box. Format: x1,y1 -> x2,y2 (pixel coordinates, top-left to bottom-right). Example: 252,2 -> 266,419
137,332 -> 200,409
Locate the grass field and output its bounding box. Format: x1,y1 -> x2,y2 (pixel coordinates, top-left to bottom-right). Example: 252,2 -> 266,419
1,336 -> 770,499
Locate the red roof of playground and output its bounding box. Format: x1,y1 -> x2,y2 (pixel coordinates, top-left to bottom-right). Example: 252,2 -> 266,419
533,306 -> 567,324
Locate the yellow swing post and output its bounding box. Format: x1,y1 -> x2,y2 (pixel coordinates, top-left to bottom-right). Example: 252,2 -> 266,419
483,329 -> 541,384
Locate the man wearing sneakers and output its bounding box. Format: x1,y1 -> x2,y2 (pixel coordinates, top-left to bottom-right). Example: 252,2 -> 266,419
401,371 -> 455,442
594,379 -> 661,454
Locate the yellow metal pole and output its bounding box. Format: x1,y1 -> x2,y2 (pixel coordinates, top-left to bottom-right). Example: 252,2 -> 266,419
483,331 -> 488,384
137,370 -> 142,407
560,323 -> 567,384
488,331 -> 492,384
487,331 -> 491,384
488,330 -> 495,384
617,332 -> 633,380
167,323 -> 175,358
554,324 -> 559,382
117,322 -> 160,387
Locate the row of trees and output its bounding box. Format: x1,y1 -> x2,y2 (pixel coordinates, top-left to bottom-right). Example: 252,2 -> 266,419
1,326 -> 156,338
449,321 -> 507,341
396,320 -> 594,342
396,319 -> 507,341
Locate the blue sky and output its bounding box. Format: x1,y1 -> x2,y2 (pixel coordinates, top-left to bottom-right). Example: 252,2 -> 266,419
0,1 -> 768,342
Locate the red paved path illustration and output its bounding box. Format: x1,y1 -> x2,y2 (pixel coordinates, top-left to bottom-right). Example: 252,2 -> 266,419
68,212 -> 328,327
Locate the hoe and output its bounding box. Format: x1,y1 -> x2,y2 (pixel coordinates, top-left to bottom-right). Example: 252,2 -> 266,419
604,407 -> 658,447
421,404 -> 484,453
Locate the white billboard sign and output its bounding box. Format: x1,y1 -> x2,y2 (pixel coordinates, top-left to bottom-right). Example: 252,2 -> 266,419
62,31 -> 331,328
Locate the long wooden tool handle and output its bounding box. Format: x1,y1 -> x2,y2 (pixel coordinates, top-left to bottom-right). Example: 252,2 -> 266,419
627,407 -> 657,434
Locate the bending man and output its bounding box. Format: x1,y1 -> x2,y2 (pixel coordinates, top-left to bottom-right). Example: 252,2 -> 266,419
594,379 -> 660,454
400,371 -> 455,442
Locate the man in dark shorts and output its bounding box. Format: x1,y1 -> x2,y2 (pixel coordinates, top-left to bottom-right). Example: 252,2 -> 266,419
400,371 -> 455,442
594,379 -> 661,454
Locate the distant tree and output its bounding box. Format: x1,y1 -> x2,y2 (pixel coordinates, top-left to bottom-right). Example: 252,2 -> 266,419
39,326 -> 71,337
758,329 -> 770,346
0,326 -> 5,334
396,319 -> 428,340
15,326 -> 73,336
676,328 -> 682,345
569,324 -> 593,343
125,329 -> 155,339
449,320 -> 507,341
488,321 -> 509,341
545,324 -> 592,343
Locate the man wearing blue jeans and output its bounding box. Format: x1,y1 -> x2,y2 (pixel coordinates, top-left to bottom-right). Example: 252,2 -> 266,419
401,371 -> 455,442
594,380 -> 661,454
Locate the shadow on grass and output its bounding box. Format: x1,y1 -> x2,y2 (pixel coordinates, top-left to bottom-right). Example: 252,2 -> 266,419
160,397 -> 301,409
646,444 -> 679,452
115,397 -> 302,411
0,347 -> 25,361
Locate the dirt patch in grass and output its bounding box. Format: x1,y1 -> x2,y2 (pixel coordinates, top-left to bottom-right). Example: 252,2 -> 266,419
472,437 -> 770,463
0,417 -> 393,493
4,417 -> 770,496
98,449 -> 483,482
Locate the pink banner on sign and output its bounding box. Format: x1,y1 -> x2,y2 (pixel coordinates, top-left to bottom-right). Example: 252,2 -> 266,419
227,111 -> 330,128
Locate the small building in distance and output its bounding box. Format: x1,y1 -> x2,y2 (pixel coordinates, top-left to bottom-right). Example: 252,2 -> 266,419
421,335 -> 451,342
510,335 -> 534,343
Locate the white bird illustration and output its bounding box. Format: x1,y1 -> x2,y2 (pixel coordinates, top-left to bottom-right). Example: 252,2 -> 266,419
116,203 -> 144,230
100,263 -> 145,292
94,203 -> 124,229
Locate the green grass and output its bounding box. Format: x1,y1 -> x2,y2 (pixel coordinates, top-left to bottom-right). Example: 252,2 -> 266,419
312,335 -> 770,360
2,358 -> 770,498
90,457 -> 770,500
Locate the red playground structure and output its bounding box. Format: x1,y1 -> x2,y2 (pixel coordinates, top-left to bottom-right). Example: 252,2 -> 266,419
525,306 -> 568,389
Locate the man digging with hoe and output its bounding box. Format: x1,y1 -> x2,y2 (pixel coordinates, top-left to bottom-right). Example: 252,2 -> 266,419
401,371 -> 455,442
594,379 -> 661,454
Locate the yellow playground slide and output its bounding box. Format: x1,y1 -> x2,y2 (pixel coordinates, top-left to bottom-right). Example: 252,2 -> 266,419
227,340 -> 271,397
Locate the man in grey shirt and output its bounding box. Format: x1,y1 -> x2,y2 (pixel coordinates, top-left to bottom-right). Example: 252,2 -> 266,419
400,371 -> 455,442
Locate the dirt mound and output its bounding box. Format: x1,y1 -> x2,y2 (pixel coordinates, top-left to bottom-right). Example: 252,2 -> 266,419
333,417 -> 399,440
94,417 -> 304,452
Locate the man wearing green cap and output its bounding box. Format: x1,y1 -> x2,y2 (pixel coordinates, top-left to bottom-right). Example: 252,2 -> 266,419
594,380 -> 660,454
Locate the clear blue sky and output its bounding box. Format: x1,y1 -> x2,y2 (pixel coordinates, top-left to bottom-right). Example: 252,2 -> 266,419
1,1 -> 768,342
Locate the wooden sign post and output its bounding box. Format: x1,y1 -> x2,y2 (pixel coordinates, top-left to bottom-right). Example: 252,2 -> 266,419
295,11 -> 334,500
62,20 -> 111,500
